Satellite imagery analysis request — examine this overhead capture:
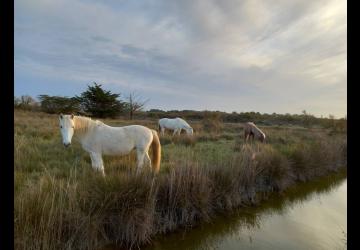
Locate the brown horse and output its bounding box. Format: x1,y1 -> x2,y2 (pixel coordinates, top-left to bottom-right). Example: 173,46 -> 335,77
244,122 -> 266,143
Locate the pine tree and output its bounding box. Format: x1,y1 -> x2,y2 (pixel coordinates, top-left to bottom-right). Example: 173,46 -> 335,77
76,83 -> 124,118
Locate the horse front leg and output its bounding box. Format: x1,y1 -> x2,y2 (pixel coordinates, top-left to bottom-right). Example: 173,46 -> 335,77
250,133 -> 255,143
90,152 -> 105,177
161,127 -> 165,136
245,132 -> 249,143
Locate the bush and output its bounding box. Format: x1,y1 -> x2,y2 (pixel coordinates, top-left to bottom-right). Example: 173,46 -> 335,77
201,111 -> 223,134
14,95 -> 39,111
38,95 -> 81,114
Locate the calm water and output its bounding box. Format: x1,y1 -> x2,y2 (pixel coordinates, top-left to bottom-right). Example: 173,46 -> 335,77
145,172 -> 347,250
108,171 -> 347,250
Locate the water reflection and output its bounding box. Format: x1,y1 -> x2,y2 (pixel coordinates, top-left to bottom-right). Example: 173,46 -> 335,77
108,170 -> 347,250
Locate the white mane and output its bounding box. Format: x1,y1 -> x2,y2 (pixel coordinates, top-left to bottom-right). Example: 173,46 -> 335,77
73,116 -> 102,134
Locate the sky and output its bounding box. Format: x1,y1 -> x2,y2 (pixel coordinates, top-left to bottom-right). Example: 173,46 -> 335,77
14,0 -> 347,118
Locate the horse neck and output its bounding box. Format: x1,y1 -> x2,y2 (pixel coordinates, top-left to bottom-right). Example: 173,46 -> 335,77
73,116 -> 97,136
251,126 -> 261,136
178,119 -> 189,128
254,127 -> 264,137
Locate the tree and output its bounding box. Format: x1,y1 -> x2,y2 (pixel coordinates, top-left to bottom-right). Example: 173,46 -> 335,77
14,95 -> 38,110
38,95 -> 81,114
14,96 -> 21,108
301,110 -> 314,128
125,92 -> 149,120
76,82 -> 124,118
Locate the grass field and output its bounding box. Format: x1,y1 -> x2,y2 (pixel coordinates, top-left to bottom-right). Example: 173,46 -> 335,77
14,110 -> 347,250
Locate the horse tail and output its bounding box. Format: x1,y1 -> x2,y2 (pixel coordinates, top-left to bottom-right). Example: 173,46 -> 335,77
151,129 -> 161,173
158,123 -> 161,132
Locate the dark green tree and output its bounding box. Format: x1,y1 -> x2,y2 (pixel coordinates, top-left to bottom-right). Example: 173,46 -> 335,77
76,82 -> 124,118
38,95 -> 81,114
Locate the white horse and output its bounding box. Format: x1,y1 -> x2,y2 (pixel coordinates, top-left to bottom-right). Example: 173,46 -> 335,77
59,114 -> 161,176
158,117 -> 193,136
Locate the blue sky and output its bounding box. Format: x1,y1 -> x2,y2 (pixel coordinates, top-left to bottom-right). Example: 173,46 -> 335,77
15,0 -> 347,117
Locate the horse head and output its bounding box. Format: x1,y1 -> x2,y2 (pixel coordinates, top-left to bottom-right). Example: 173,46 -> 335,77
185,127 -> 194,135
259,133 -> 266,143
59,114 -> 75,147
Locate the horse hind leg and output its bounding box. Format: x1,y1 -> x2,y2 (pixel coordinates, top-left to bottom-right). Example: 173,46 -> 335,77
144,151 -> 152,169
136,149 -> 146,173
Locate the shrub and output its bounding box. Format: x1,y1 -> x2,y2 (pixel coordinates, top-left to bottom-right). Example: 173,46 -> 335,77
38,95 -> 81,114
201,111 -> 223,134
14,95 -> 40,111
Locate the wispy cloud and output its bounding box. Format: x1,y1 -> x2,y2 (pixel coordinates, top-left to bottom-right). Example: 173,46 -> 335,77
15,0 -> 346,117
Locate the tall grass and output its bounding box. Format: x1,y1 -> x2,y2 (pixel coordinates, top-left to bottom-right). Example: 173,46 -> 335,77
14,110 -> 347,249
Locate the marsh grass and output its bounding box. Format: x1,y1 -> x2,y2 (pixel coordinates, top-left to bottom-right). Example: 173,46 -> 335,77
14,110 -> 347,249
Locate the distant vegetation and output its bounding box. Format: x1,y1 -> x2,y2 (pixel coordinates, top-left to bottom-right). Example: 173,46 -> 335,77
15,82 -> 347,133
144,109 -> 346,133
38,95 -> 81,114
15,82 -> 148,119
14,95 -> 40,111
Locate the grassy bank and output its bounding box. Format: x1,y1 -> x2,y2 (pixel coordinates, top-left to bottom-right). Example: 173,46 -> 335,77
14,110 -> 347,250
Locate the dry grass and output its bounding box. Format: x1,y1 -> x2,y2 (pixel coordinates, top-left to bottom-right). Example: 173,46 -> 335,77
14,110 -> 347,249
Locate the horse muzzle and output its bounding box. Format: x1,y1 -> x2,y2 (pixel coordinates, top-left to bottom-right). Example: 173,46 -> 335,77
63,142 -> 71,147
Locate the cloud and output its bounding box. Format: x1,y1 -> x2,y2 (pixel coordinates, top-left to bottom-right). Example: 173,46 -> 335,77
15,0 -> 347,117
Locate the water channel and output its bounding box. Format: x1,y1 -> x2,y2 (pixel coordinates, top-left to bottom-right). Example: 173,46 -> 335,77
144,171 -> 347,250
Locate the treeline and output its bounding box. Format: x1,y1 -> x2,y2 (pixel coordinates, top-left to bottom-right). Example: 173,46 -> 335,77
14,82 -> 346,131
15,83 -> 147,119
142,109 -> 346,131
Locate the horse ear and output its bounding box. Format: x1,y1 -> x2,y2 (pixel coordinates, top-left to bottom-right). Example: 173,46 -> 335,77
71,114 -> 74,119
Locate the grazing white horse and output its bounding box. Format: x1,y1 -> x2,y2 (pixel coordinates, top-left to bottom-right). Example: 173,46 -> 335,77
59,114 -> 161,176
158,117 -> 193,136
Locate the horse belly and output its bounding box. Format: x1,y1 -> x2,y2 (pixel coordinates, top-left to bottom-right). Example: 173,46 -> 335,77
164,121 -> 178,130
102,143 -> 134,155
99,133 -> 134,155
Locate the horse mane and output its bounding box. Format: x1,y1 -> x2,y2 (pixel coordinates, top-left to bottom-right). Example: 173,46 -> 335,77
74,116 -> 102,134
251,124 -> 265,138
176,117 -> 192,128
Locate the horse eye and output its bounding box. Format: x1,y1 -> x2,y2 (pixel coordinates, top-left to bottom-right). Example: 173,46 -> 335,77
72,126 -> 75,129
60,126 -> 63,128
